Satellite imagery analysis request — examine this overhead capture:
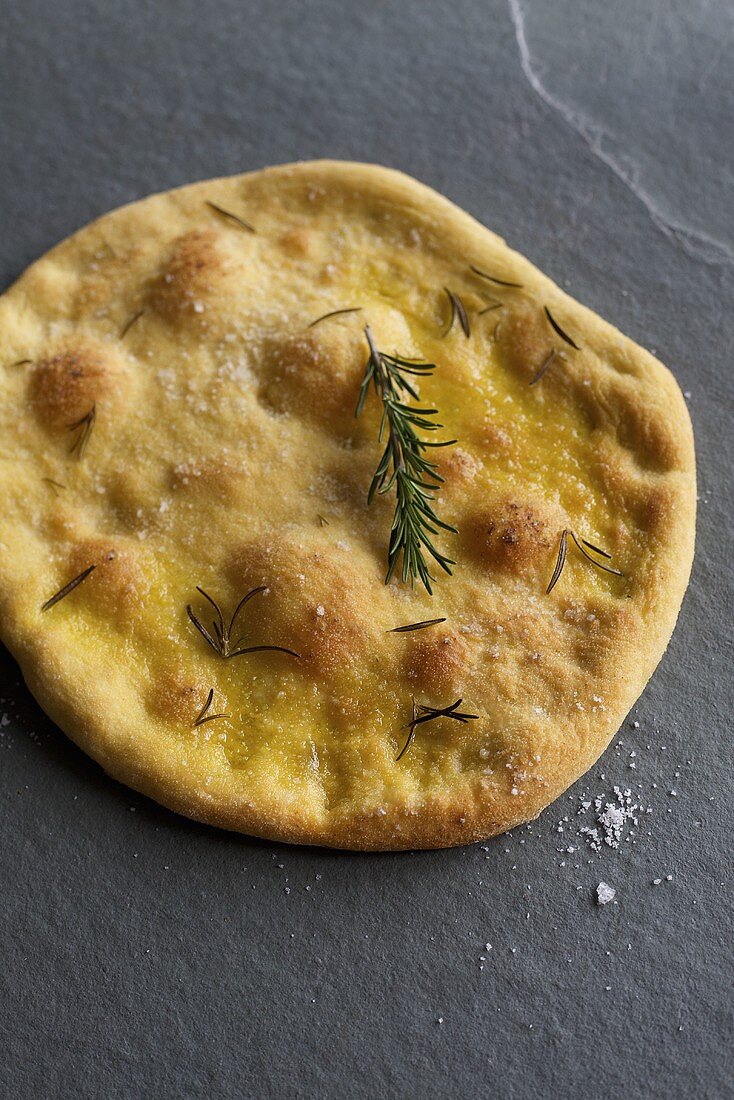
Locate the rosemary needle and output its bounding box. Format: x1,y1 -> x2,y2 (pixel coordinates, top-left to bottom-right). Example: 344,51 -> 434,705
67,403 -> 96,459
120,308 -> 145,338
579,537 -> 612,560
388,618 -> 447,633
546,529 -> 569,594
469,265 -> 523,289
41,564 -> 96,611
195,713 -> 230,727
195,687 -> 214,723
569,532 -> 623,576
396,700 -> 419,762
546,529 -> 623,593
396,697 -> 479,761
205,200 -> 255,233
42,478 -> 66,494
544,306 -> 581,350
529,350 -> 556,386
193,688 -> 230,728
443,289 -> 470,338
308,307 -> 362,328
187,586 -> 300,659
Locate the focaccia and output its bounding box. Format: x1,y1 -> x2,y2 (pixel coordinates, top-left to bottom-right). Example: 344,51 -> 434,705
0,162 -> 696,849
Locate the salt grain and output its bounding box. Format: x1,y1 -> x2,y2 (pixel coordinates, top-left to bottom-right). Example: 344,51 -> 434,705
596,882 -> 616,905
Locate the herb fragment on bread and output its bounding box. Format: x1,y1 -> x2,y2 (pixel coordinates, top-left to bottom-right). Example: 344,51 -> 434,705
396,697 -> 479,761
193,687 -> 230,728
388,618 -> 447,633
546,530 -> 623,594
356,325 -> 457,595
307,307 -> 362,328
204,200 -> 255,233
529,350 -> 557,386
544,306 -> 581,350
477,300 -> 502,316
468,265 -> 524,289
41,478 -> 66,494
186,586 -> 300,660
120,308 -> 145,339
442,288 -> 470,338
67,402 -> 96,460
41,564 -> 96,612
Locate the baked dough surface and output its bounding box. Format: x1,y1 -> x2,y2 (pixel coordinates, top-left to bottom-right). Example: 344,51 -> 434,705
0,161 -> 695,849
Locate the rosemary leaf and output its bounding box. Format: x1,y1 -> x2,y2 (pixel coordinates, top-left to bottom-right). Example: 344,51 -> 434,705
469,265 -> 523,288
120,308 -> 145,339
544,306 -> 581,350
529,350 -> 556,386
193,688 -> 230,727
546,529 -> 623,594
308,307 -> 362,328
205,200 -> 255,233
388,618 -> 447,633
570,532 -> 623,576
187,587 -> 299,659
67,403 -> 96,459
546,529 -> 569,594
443,289 -> 470,338
41,564 -> 96,612
396,697 -> 478,761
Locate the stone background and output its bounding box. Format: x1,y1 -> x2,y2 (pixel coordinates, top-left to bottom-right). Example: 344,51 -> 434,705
1,2 -> 731,1097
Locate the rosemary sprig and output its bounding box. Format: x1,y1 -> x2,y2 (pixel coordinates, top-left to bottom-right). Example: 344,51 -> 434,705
529,349 -> 556,386
68,403 -> 96,459
442,289 -> 470,338
41,564 -> 96,611
544,306 -> 581,350
193,688 -> 230,728
356,325 -> 457,594
546,529 -> 623,594
186,586 -> 300,659
11,358 -> 33,367
469,265 -> 523,289
308,307 -> 362,328
396,697 -> 479,761
317,514 -> 330,527
120,308 -> 145,338
205,200 -> 255,233
388,617 -> 447,633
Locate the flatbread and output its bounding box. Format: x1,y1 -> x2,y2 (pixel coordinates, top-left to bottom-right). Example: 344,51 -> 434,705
0,161 -> 695,849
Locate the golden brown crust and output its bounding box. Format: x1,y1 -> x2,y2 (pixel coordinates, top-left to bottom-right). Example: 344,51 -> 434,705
0,161 -> 695,849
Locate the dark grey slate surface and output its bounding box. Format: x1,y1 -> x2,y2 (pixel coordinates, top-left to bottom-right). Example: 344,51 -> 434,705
1,2 -> 732,1097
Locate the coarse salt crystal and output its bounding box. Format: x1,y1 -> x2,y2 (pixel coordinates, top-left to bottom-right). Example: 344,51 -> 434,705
596,882 -> 616,905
